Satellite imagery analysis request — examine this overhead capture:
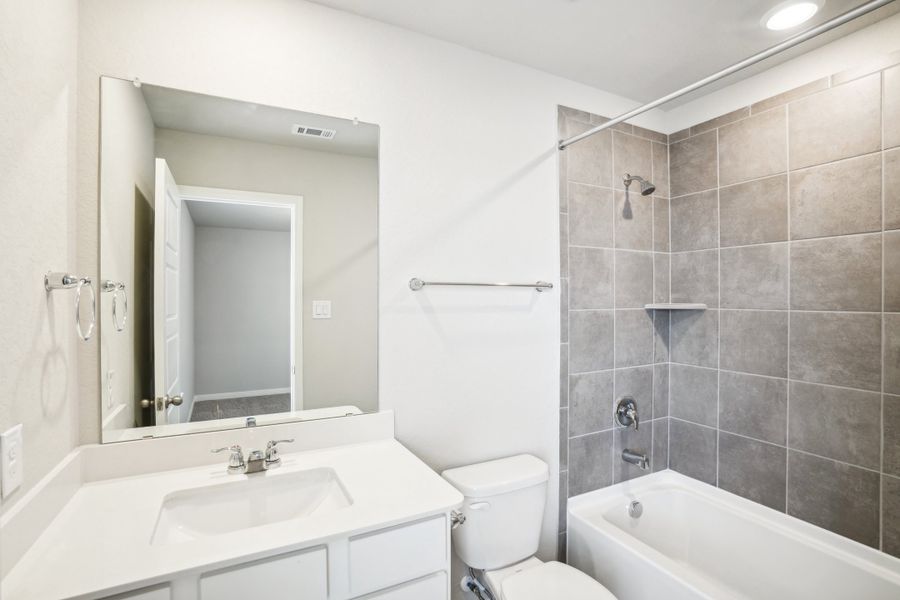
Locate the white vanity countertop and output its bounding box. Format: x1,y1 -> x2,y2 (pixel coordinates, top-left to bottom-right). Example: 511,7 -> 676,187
2,439 -> 463,600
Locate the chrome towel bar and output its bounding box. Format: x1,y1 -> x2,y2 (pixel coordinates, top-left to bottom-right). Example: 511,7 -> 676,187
409,278 -> 553,292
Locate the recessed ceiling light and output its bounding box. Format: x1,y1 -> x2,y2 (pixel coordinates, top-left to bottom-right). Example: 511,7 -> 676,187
763,1 -> 821,31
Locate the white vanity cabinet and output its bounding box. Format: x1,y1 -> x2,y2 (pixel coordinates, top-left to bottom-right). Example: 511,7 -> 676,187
199,547 -> 329,600
100,515 -> 450,600
2,438 -> 464,600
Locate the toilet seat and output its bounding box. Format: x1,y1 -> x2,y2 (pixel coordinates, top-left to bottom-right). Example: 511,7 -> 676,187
500,561 -> 617,600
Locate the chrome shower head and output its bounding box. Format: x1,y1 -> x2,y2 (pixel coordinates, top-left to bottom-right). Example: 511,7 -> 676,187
623,174 -> 656,196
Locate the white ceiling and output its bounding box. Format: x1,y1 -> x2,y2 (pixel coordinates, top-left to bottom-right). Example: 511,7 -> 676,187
309,0 -> 899,107
184,199 -> 292,232
141,84 -> 379,157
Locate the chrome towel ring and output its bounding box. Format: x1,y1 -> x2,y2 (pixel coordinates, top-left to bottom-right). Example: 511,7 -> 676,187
45,272 -> 96,342
101,280 -> 127,332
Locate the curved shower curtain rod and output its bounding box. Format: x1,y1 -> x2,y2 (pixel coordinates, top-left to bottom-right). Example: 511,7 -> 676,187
559,0 -> 897,150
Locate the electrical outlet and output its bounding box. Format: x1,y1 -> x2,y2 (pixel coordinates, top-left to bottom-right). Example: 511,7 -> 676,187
1,424 -> 24,498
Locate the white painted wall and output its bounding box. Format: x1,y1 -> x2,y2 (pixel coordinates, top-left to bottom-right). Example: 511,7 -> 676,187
98,77 -> 155,433
155,129 -> 378,411
76,0 -> 665,572
192,226 -> 292,397
664,11 -> 900,132
0,0 -> 80,514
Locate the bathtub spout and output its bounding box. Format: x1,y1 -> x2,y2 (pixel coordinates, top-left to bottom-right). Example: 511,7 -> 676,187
622,449 -> 649,470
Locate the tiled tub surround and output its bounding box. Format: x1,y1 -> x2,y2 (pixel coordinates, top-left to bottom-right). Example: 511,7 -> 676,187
665,60 -> 900,556
558,107 -> 671,557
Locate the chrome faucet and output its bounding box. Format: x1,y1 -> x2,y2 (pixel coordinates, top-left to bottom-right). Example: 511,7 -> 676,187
212,439 -> 294,474
622,449 -> 649,470
211,444 -> 246,474
264,439 -> 294,468
616,396 -> 639,430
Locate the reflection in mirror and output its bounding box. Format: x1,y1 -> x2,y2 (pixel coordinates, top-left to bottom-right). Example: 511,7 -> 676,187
99,77 -> 378,442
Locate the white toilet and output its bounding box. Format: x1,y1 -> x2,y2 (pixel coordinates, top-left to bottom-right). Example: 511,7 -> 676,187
442,454 -> 617,600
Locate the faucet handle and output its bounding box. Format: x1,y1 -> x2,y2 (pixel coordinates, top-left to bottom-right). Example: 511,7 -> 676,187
615,396 -> 640,430
265,439 -> 295,466
212,445 -> 245,473
629,407 -> 640,431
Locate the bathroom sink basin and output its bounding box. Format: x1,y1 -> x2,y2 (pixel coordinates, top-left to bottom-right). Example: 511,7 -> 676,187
151,468 -> 352,545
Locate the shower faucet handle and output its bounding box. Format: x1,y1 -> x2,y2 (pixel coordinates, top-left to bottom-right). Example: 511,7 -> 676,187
616,396 -> 639,430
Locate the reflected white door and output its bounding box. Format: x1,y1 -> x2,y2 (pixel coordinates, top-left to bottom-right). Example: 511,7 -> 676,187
153,159 -> 182,425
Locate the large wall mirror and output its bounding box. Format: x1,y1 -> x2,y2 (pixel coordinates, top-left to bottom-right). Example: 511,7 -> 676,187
99,76 -> 378,442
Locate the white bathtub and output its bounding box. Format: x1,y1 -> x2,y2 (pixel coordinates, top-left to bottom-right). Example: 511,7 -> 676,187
567,470 -> 900,600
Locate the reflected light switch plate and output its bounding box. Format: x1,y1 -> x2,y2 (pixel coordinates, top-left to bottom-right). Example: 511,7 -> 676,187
106,370 -> 115,409
1,424 -> 24,498
312,301 -> 332,319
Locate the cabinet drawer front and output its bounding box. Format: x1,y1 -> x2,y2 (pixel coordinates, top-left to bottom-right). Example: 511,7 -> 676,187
102,585 -> 171,600
200,547 -> 328,600
358,572 -> 447,600
349,516 -> 447,596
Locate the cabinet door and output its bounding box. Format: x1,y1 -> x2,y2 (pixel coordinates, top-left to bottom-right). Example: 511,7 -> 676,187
199,547 -> 327,600
358,572 -> 447,600
348,516 -> 447,596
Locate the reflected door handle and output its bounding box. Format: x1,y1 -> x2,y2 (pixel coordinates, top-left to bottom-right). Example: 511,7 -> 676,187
140,395 -> 183,410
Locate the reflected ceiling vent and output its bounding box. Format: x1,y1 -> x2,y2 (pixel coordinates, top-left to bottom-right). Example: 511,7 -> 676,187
291,124 -> 336,139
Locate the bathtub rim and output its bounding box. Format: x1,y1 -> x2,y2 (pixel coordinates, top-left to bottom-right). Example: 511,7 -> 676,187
567,469 -> 900,588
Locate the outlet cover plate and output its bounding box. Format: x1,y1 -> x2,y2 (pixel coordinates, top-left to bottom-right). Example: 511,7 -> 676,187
312,300 -> 332,319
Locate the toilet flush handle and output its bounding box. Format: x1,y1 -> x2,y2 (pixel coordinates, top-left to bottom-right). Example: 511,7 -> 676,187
468,501 -> 491,510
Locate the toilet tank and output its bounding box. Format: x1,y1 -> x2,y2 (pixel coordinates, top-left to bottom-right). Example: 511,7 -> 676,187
442,454 -> 549,570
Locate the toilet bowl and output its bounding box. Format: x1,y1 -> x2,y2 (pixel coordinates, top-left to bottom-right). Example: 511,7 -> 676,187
442,454 -> 617,600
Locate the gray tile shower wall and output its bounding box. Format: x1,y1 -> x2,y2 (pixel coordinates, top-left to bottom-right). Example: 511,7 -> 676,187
665,58 -> 900,558
558,107 -> 670,559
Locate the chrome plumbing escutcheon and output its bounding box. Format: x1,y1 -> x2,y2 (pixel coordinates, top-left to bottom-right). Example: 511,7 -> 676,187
616,396 -> 639,430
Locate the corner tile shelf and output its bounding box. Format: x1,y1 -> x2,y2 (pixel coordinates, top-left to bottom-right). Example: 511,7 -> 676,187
643,303 -> 708,310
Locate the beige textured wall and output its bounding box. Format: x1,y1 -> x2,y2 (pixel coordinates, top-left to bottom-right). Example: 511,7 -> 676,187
155,129 -> 378,412
0,0 -> 80,512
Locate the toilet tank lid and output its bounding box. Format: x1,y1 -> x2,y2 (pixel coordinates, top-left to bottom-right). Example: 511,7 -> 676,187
441,454 -> 549,497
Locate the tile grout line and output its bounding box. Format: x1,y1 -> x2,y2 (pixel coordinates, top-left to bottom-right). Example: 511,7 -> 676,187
569,416 -> 671,440
672,230 -> 892,254
668,135 -> 673,471
785,100 -> 793,515
611,130 -> 617,487
669,62 -> 887,144
566,177 -> 572,518
715,127 -> 721,489
563,112 -> 571,547
651,135 -> 658,474
880,70 -> 886,552
669,417 -> 885,475
668,148 -> 884,198
667,363 -> 883,395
